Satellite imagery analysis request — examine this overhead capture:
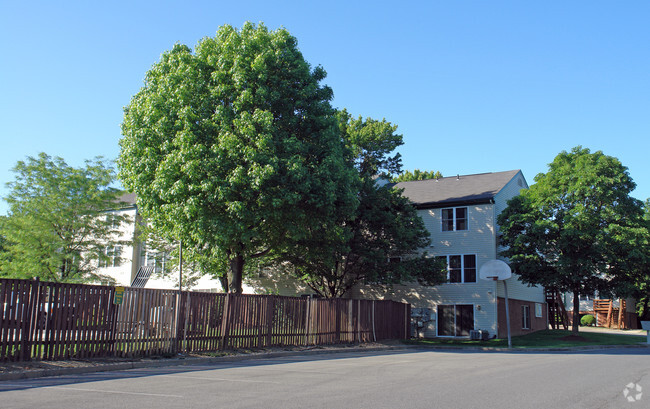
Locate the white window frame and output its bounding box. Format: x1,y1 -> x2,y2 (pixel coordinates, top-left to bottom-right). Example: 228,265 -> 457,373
439,254 -> 477,283
535,303 -> 543,318
100,245 -> 121,268
105,213 -> 120,229
522,304 -> 531,329
143,248 -> 170,274
441,207 -> 468,232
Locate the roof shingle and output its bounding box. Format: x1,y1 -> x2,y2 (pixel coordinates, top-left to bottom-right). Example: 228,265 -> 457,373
394,170 -> 522,207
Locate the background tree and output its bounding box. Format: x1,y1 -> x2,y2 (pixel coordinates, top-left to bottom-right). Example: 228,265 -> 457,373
119,23 -> 357,294
616,199 -> 650,322
0,153 -> 128,283
392,169 -> 443,183
279,111 -> 446,297
498,147 -> 646,334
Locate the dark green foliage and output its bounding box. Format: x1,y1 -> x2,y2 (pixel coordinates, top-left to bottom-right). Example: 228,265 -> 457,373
280,111 -> 446,297
498,146 -> 647,334
119,23 -> 357,293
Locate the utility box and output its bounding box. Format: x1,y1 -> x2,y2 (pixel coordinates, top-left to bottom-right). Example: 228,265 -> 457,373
411,308 -> 433,338
479,329 -> 490,340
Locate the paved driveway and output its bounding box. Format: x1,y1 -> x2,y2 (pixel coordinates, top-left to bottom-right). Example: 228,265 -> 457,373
1,348 -> 648,409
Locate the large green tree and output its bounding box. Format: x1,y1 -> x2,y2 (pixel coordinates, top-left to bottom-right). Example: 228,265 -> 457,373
118,23 -> 356,294
278,111 -> 446,297
498,147 -> 646,334
0,153 -> 128,283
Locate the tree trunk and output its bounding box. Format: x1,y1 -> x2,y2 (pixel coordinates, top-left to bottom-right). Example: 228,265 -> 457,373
218,274 -> 229,294
572,289 -> 580,335
229,253 -> 244,294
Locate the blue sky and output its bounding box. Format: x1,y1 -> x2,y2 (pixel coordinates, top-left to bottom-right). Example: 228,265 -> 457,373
1,1 -> 649,215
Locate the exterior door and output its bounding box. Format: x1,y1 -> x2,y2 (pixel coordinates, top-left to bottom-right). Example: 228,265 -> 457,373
438,304 -> 474,336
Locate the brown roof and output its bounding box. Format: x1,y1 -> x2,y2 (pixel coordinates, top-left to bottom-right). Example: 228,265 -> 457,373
394,170 -> 522,208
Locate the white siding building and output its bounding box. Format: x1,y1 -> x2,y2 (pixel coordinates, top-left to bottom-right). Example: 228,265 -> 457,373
353,170 -> 547,338
100,170 -> 548,338
95,193 -> 225,291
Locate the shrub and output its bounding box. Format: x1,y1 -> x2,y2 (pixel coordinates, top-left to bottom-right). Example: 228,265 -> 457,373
580,314 -> 596,326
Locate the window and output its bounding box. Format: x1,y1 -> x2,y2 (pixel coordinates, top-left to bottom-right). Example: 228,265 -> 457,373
535,303 -> 543,318
522,305 -> 531,329
442,207 -> 468,231
440,254 -> 477,283
105,213 -> 120,229
438,304 -> 474,336
142,249 -> 170,274
99,246 -> 121,268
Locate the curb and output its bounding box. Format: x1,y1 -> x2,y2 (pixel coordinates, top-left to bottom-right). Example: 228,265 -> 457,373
2,343 -> 648,382
0,345 -> 408,382
406,343 -> 650,352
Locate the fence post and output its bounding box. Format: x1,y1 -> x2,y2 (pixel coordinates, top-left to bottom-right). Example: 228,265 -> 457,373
372,300 -> 376,342
182,291 -> 191,354
304,296 -> 311,347
334,299 -> 340,343
20,278 -> 39,361
109,286 -> 118,356
220,293 -> 231,350
357,299 -> 361,344
404,303 -> 409,339
266,296 -> 274,347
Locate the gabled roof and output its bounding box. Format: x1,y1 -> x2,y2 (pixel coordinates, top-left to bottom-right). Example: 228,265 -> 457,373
393,170 -> 523,208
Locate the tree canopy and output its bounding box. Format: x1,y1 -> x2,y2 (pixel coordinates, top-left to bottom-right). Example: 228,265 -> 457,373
391,169 -> 442,183
278,111 -> 446,297
0,153 -> 128,283
497,146 -> 646,333
118,22 -> 357,293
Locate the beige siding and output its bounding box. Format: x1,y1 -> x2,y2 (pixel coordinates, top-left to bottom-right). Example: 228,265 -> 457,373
494,170 -> 527,254
492,171 -> 544,304
348,202 -> 504,337
496,275 -> 545,303
357,282 -> 499,337
420,204 -> 497,260
494,170 -> 528,217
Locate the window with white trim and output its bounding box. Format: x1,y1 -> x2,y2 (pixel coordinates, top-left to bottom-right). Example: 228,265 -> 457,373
105,213 -> 120,229
442,207 -> 468,231
438,254 -> 477,283
142,249 -> 170,274
522,305 -> 531,329
99,245 -> 121,268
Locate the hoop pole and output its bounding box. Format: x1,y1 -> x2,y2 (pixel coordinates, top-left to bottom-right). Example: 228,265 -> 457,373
503,279 -> 512,348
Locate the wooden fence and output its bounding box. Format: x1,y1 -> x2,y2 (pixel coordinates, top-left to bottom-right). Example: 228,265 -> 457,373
0,278 -> 410,362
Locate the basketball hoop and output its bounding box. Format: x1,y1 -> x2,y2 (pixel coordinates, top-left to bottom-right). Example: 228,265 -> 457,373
479,260 -> 513,348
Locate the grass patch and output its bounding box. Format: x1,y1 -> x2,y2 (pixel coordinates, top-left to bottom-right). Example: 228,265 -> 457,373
405,330 -> 647,349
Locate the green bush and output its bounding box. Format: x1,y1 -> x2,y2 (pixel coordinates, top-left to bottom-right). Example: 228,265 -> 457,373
580,314 -> 596,326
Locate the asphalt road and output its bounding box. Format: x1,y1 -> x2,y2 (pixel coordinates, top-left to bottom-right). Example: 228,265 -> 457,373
1,348 -> 648,409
